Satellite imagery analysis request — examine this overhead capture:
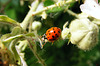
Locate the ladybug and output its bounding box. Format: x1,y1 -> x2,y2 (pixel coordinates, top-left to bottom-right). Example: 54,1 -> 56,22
41,27 -> 61,44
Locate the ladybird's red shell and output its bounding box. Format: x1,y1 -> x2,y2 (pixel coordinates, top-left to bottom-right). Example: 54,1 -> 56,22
46,27 -> 61,42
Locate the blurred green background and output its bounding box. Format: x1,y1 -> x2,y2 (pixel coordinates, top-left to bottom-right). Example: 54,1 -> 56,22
0,0 -> 100,66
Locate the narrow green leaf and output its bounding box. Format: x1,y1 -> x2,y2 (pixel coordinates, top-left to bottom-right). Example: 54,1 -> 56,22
0,15 -> 20,26
9,39 -> 21,65
1,34 -> 24,48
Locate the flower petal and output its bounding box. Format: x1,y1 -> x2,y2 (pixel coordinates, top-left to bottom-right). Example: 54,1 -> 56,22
80,0 -> 100,19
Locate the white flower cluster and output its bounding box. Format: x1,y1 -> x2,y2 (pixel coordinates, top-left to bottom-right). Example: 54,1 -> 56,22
80,0 -> 100,19
61,0 -> 100,51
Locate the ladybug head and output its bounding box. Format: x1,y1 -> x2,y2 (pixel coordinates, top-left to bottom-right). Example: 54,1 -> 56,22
41,34 -> 48,43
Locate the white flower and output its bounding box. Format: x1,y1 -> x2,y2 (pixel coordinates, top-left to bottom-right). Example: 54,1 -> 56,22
32,1 -> 47,19
31,2 -> 44,11
80,0 -> 100,19
69,18 -> 99,50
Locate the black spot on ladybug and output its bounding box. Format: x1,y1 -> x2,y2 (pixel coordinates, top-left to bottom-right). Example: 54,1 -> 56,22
47,37 -> 49,38
55,34 -> 58,37
49,33 -> 51,35
49,38 -> 56,41
48,30 -> 50,32
54,31 -> 55,33
58,31 -> 60,33
52,39 -> 56,40
53,28 -> 54,30
52,36 -> 54,38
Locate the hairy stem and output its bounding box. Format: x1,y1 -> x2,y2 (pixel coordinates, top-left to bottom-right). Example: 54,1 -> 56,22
32,48 -> 46,66
32,0 -> 76,15
26,37 -> 46,66
20,0 -> 39,30
29,17 -> 33,32
67,9 -> 79,18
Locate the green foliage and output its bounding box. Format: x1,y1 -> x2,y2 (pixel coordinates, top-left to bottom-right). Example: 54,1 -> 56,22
0,0 -> 100,66
0,15 -> 20,26
44,0 -> 55,7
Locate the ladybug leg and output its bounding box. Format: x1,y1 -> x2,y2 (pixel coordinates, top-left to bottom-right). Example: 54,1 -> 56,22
51,41 -> 54,45
40,34 -> 46,39
40,35 -> 43,38
43,42 -> 46,47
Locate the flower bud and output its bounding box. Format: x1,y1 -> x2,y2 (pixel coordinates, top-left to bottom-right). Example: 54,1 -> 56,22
61,28 -> 70,39
32,21 -> 42,30
69,18 -> 99,50
61,22 -> 70,39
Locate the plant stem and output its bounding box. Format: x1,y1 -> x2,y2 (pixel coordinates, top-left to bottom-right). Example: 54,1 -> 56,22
32,48 -> 46,66
67,9 -> 79,18
26,37 -> 46,66
32,0 -> 76,15
20,0 -> 39,30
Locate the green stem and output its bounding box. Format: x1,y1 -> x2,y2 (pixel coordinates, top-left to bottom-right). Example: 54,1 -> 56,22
32,49 -> 46,66
67,9 -> 79,18
32,0 -> 76,15
29,17 -> 33,32
26,37 -> 46,66
2,34 -> 23,42
20,0 -> 39,30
